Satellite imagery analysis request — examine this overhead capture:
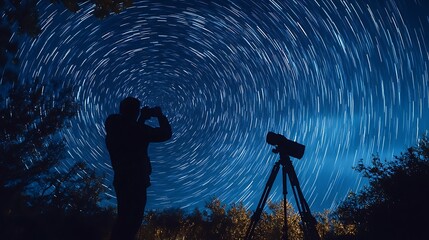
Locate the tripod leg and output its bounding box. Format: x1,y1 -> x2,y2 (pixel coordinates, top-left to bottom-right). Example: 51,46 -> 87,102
245,161 -> 281,240
286,160 -> 320,240
282,164 -> 288,240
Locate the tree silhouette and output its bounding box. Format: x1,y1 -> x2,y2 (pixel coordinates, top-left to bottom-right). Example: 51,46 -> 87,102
0,0 -> 134,82
0,79 -> 77,211
0,1 -> 132,239
335,134 -> 429,239
0,80 -> 114,239
53,0 -> 133,18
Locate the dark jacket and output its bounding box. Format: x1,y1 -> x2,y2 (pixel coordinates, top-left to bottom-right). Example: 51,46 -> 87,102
105,114 -> 172,188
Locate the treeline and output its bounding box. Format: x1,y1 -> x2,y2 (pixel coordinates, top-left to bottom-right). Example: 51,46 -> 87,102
136,199 -> 354,240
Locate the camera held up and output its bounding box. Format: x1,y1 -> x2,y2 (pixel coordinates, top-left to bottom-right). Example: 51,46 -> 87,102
266,132 -> 305,159
140,106 -> 161,120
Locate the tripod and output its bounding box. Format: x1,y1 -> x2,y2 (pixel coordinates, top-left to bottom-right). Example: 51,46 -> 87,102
244,146 -> 320,240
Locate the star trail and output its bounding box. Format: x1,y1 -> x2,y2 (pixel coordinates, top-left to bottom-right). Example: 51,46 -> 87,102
17,0 -> 429,212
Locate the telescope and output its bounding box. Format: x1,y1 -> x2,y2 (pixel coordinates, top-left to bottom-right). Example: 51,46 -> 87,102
266,132 -> 305,159
245,132 -> 320,240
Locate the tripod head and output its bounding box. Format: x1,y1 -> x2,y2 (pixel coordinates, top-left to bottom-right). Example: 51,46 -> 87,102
270,147 -> 291,167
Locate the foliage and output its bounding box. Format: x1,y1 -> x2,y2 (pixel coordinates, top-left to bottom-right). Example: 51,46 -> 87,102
0,0 -> 134,83
259,201 -> 303,239
0,1 -> 127,239
335,134 -> 429,239
54,0 -> 134,19
137,197 -> 348,240
0,79 -> 77,208
2,0 -> 42,37
0,79 -> 114,240
315,210 -> 356,240
0,22 -> 20,84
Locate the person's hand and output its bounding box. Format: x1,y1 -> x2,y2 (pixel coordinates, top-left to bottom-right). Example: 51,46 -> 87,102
152,106 -> 163,117
140,106 -> 152,120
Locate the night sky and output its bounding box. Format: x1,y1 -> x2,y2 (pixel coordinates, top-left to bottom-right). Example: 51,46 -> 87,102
17,0 -> 429,212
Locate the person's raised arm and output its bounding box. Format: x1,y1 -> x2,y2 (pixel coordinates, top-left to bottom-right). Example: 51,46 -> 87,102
138,106 -> 172,142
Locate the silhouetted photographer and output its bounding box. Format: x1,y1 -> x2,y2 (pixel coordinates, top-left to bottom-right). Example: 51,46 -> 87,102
105,97 -> 172,240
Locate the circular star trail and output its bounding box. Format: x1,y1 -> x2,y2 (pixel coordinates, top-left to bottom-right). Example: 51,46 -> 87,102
18,0 -> 429,211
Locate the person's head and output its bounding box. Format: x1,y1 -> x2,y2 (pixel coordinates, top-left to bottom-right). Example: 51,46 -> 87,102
120,97 -> 140,120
